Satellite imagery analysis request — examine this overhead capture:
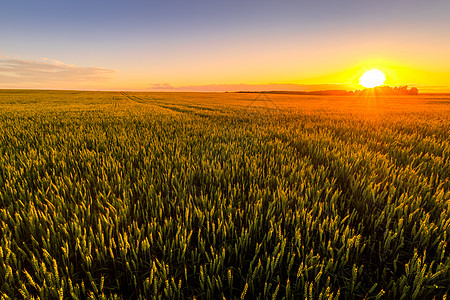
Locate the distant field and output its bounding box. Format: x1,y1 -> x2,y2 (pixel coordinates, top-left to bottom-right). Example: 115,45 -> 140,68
0,90 -> 449,299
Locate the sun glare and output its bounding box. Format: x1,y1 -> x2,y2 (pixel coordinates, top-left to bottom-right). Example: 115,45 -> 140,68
359,69 -> 386,88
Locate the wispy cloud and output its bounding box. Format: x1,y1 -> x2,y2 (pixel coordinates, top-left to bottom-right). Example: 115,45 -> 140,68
148,83 -> 175,89
0,55 -> 115,87
148,82 -> 351,92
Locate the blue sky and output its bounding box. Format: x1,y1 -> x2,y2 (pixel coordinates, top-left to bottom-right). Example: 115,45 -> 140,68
1,0 -> 450,91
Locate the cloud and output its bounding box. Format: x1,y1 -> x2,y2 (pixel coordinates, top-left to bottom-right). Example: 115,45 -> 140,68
148,83 -> 176,89
148,82 -> 351,92
0,55 -> 115,87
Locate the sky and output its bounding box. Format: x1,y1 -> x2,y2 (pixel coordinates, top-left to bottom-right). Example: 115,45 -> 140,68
1,0 -> 450,92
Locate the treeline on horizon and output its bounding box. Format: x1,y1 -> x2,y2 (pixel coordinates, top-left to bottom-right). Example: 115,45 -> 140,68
237,85 -> 419,96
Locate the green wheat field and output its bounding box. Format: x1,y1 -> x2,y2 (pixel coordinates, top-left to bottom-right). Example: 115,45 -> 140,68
0,90 -> 449,299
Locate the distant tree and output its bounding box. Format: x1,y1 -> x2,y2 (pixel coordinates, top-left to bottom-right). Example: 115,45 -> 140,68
358,85 -> 419,95
409,87 -> 419,95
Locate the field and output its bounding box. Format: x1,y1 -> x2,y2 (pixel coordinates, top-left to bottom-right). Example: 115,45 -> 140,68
0,90 -> 449,299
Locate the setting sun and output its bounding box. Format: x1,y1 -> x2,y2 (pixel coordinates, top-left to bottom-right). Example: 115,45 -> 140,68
359,69 -> 386,88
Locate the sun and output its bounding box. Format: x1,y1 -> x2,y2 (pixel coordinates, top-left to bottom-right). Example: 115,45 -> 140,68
359,69 -> 386,88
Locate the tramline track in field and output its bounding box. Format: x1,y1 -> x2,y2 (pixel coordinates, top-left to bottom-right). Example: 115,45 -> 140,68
120,92 -> 228,117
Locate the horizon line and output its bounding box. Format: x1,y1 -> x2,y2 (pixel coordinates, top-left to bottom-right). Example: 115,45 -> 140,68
2,87 -> 450,95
